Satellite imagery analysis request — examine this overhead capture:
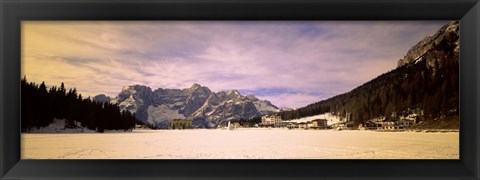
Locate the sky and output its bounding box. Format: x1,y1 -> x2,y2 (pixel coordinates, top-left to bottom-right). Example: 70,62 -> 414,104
22,21 -> 449,108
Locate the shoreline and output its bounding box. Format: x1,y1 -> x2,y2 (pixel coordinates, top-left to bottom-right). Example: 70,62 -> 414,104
373,129 -> 459,133
22,127 -> 460,134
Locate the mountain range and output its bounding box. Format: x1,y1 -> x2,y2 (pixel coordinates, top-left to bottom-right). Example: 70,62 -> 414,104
94,21 -> 459,129
94,84 -> 279,128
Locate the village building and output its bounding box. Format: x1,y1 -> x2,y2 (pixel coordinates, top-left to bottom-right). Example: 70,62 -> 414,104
373,120 -> 415,130
358,115 -> 416,130
169,119 -> 193,129
395,120 -> 413,129
278,121 -> 289,128
298,122 -> 308,129
332,123 -> 346,130
358,121 -> 377,130
382,121 -> 396,130
287,122 -> 299,129
372,121 -> 387,130
307,121 -> 314,128
261,114 -> 283,127
311,119 -> 328,129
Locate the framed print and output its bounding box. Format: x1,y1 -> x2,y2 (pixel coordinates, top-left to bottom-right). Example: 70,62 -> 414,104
19,20 -> 460,160
1,0 -> 479,179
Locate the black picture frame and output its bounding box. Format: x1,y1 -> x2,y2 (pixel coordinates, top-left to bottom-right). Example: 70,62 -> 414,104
1,0 -> 479,179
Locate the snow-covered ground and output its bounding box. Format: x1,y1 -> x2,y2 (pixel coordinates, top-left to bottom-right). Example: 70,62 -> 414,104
27,119 -> 96,133
22,129 -> 458,159
286,113 -> 343,125
26,119 -> 131,133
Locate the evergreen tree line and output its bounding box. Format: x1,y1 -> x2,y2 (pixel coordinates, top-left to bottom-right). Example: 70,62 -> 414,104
278,29 -> 459,126
21,77 -> 138,132
229,116 -> 262,127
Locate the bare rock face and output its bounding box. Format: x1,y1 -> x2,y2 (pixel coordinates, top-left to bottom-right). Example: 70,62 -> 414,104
180,84 -> 212,117
205,100 -> 260,125
104,84 -> 279,128
111,85 -> 155,122
397,21 -> 459,68
152,88 -> 188,108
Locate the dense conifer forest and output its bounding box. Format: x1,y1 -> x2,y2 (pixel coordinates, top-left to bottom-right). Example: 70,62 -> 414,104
21,77 -> 138,132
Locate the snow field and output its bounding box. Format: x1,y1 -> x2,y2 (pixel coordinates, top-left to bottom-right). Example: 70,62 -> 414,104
22,129 -> 459,159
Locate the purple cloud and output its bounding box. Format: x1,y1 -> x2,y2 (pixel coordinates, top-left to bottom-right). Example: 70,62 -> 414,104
22,21 -> 449,108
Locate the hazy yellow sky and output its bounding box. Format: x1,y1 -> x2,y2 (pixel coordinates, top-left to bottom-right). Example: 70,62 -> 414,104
22,21 -> 448,108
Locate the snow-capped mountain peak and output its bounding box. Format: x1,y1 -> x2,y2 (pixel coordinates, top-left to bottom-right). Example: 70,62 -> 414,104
101,84 -> 280,128
190,83 -> 202,89
226,89 -> 242,99
228,89 -> 241,95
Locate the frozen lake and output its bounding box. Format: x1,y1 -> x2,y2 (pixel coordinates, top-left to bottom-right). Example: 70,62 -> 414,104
21,129 -> 459,159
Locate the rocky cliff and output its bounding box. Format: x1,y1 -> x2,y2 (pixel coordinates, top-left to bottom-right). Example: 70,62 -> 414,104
99,84 -> 279,128
397,21 -> 459,68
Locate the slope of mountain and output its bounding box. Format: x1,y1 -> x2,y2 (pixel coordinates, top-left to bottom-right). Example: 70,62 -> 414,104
397,21 -> 460,68
102,84 -> 279,128
279,21 -> 459,129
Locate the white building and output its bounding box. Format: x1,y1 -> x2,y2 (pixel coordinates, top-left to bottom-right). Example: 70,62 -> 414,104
261,114 -> 282,127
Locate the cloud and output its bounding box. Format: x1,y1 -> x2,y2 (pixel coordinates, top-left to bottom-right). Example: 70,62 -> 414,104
22,21 -> 449,108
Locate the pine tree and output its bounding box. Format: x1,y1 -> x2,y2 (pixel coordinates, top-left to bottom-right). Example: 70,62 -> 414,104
21,78 -> 139,132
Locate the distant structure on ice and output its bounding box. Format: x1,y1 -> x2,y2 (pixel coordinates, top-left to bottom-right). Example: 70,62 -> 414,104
169,119 -> 193,129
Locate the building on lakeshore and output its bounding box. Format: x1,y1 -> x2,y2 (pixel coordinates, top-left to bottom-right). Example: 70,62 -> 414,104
307,121 -> 314,129
358,121 -> 377,130
287,122 -> 299,129
332,123 -> 346,130
311,119 -> 328,129
169,119 -> 193,129
298,122 -> 308,129
261,114 -> 282,127
370,119 -> 415,130
332,122 -> 355,130
396,120 -> 414,129
382,121 -> 396,130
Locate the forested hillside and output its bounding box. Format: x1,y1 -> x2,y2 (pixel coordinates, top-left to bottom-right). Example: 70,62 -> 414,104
279,21 -> 459,129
